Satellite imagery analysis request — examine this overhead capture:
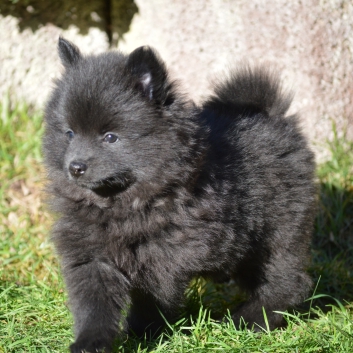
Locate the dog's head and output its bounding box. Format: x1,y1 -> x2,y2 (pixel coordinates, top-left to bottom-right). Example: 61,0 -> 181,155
43,38 -> 200,199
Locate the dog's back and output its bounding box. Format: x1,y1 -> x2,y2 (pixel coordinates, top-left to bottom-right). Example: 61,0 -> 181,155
199,65 -> 316,330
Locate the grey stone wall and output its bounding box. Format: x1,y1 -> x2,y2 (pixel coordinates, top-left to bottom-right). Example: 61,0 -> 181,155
1,0 -> 352,152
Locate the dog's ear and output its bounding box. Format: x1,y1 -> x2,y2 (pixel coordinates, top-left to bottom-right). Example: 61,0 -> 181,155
58,37 -> 82,68
126,46 -> 169,102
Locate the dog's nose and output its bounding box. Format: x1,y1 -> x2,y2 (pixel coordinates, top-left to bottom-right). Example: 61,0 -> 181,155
69,161 -> 87,177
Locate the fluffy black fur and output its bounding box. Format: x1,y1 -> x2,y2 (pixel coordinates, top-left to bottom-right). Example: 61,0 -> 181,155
43,37 -> 316,353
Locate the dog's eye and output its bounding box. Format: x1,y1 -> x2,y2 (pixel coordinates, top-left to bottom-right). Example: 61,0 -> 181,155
103,133 -> 119,143
66,130 -> 74,140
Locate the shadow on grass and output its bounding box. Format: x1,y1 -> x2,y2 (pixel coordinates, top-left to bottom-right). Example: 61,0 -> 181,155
311,181 -> 353,306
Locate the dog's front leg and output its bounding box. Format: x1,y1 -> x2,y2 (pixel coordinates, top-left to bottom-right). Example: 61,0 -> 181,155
63,258 -> 130,353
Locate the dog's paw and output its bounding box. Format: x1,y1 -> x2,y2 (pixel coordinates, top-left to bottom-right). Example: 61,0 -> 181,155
70,338 -> 111,353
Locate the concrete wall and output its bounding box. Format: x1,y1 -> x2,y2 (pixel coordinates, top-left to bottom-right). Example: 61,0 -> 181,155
1,0 -> 352,151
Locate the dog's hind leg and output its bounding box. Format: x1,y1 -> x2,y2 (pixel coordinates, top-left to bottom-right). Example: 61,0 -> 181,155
231,249 -> 312,331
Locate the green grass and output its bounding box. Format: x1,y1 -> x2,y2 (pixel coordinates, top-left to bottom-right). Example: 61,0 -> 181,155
0,100 -> 352,352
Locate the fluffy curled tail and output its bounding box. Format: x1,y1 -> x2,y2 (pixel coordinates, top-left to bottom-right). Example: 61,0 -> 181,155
208,64 -> 293,117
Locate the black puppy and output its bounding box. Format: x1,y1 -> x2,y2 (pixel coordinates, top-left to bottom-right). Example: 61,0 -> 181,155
43,37 -> 316,353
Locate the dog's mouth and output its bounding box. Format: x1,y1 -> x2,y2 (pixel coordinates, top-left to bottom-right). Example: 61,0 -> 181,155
75,173 -> 135,197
